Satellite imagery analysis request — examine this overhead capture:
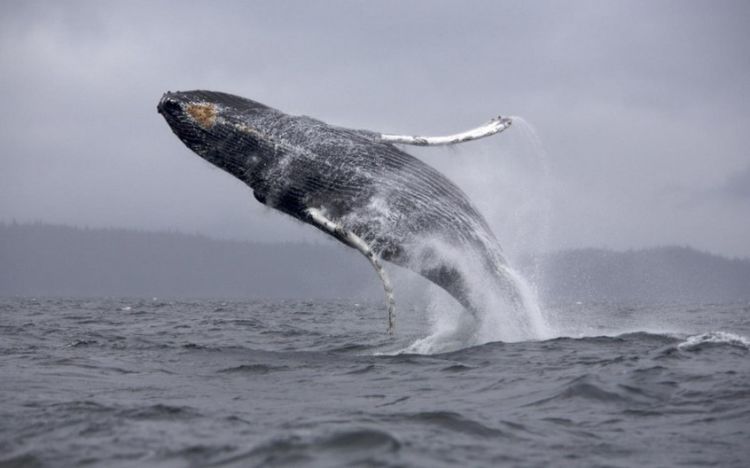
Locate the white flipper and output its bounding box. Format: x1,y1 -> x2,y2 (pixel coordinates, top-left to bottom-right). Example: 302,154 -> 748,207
380,115 -> 512,146
306,208 -> 396,334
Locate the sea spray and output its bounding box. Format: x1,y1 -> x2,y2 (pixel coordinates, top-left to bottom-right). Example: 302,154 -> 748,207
399,117 -> 556,353
401,251 -> 552,355
507,116 -> 553,289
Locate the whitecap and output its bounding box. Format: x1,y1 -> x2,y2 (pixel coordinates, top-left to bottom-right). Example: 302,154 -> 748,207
677,331 -> 750,351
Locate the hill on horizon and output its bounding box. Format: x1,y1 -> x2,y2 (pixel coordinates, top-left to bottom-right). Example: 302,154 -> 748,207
1,222 -> 749,303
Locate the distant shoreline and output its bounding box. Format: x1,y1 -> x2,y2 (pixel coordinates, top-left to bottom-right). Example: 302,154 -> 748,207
2,222 -> 749,303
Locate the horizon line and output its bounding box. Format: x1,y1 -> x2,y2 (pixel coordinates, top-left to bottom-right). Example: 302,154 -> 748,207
2,220 -> 748,262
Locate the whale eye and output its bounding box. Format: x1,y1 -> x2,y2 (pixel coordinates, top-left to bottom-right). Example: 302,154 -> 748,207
186,103 -> 217,129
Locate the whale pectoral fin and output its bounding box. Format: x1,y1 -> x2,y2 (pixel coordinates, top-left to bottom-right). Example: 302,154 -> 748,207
380,115 -> 512,146
305,207 -> 396,334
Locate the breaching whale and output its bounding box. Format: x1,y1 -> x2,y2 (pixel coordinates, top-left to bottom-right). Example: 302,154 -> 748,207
158,90 -> 520,333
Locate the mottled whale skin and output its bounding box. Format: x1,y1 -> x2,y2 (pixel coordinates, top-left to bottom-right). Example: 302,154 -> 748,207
157,90 -> 520,328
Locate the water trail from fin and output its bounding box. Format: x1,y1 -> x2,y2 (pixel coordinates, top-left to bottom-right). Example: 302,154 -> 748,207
508,116 -> 553,293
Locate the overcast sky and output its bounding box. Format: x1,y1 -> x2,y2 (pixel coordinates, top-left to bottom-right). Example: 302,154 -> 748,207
1,0 -> 748,258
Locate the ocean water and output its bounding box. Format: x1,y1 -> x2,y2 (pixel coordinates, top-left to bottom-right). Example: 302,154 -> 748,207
1,297 -> 749,467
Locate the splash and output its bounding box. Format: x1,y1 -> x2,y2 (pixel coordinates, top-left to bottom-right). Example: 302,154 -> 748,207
401,253 -> 552,355
396,118 -> 556,353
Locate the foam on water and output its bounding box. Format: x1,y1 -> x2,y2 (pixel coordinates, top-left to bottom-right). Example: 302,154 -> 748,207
678,331 -> 750,351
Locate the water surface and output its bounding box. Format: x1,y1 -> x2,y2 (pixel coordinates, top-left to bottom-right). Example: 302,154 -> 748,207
1,298 -> 748,467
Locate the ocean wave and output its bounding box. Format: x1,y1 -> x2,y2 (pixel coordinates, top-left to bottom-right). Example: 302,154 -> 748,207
214,428 -> 401,466
0,453 -> 43,468
382,411 -> 510,438
120,403 -> 202,421
393,330 -> 681,356
525,373 -> 662,408
676,331 -> 750,352
217,363 -> 290,374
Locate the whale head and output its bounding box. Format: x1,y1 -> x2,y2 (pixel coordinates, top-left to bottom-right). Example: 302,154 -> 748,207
157,90 -> 274,182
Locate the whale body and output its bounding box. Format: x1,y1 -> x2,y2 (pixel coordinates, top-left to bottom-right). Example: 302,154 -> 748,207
158,90 -> 522,331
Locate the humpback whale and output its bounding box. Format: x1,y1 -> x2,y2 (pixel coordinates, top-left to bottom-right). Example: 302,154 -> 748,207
158,90 -> 520,333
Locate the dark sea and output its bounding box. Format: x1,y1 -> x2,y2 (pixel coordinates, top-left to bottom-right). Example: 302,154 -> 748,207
1,297 -> 748,467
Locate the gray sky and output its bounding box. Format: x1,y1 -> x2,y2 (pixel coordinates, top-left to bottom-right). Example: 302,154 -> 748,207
1,0 -> 748,257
